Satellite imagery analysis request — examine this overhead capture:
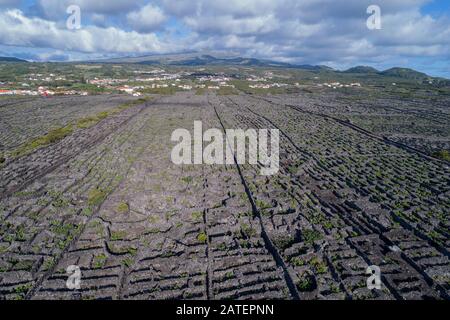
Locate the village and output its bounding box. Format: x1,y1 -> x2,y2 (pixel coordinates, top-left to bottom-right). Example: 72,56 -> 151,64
0,64 -> 370,98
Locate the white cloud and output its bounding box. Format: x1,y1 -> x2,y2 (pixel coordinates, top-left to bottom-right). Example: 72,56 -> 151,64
0,9 -> 177,54
155,0 -> 450,67
184,14 -> 279,36
126,4 -> 167,33
0,0 -> 449,76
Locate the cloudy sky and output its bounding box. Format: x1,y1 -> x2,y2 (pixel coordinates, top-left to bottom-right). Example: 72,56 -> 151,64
0,0 -> 449,77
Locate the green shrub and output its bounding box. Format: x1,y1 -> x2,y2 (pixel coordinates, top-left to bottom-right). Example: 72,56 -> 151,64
181,176 -> 193,184
240,224 -> 257,239
256,199 -> 271,209
310,257 -> 328,274
302,229 -> 323,244
290,257 -> 305,266
432,150 -> 450,161
273,234 -> 295,250
93,254 -> 107,268
122,257 -> 134,267
296,276 -> 315,292
14,283 -> 32,299
197,232 -> 208,243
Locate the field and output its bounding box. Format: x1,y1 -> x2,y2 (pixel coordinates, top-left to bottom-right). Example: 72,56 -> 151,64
0,66 -> 449,300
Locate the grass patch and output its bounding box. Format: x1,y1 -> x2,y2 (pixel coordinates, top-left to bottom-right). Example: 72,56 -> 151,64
95,111 -> 109,120
76,110 -> 112,129
81,207 -> 94,216
13,125 -> 73,157
110,230 -> 126,241
191,211 -> 203,221
77,98 -> 148,129
116,202 -> 129,214
9,97 -> 150,160
181,176 -> 193,184
88,188 -> 106,206
76,116 -> 98,129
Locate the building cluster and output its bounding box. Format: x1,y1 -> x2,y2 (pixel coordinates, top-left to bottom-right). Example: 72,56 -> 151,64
0,89 -> 39,96
133,69 -> 165,74
0,86 -> 88,97
247,72 -> 274,82
135,73 -> 181,82
88,78 -> 129,85
319,82 -> 362,89
117,85 -> 143,96
27,73 -> 67,82
198,75 -> 231,83
247,76 -> 267,82
249,83 -> 288,89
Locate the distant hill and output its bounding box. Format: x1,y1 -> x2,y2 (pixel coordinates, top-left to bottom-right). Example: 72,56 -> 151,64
297,64 -> 334,71
0,56 -> 27,62
89,52 -> 445,81
380,67 -> 429,80
341,66 -> 437,81
156,54 -> 294,68
343,66 -> 379,74
95,52 -> 333,71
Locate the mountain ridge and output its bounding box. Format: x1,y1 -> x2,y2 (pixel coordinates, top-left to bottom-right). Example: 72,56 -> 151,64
93,53 -> 439,79
0,56 -> 28,62
93,53 -> 333,71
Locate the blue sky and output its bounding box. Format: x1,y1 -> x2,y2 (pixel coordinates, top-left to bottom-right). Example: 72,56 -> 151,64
0,0 -> 449,78
422,0 -> 450,16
